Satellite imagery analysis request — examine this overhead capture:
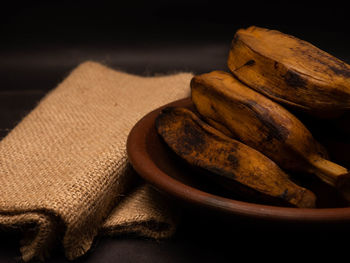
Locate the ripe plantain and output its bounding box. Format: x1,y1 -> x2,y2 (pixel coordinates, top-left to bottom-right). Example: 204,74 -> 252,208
227,26 -> 350,117
190,70 -> 350,191
155,106 -> 316,208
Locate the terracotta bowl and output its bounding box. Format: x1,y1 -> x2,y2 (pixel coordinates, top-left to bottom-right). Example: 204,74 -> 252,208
127,98 -> 350,223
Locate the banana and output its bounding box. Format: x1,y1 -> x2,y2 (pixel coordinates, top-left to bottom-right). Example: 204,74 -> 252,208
155,106 -> 316,208
190,70 -> 350,191
227,26 -> 350,117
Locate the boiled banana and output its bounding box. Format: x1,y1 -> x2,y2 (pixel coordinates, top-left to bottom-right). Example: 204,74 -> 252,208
155,106 -> 317,208
190,70 -> 350,190
227,26 -> 350,117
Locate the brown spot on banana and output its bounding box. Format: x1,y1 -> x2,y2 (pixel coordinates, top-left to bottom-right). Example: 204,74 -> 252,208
283,69 -> 308,89
155,106 -> 316,208
233,59 -> 256,72
243,99 -> 289,142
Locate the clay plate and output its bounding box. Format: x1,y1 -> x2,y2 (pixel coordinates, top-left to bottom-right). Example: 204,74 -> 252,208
127,97 -> 350,223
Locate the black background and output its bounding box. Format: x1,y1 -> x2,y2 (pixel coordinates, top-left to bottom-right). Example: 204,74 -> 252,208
1,1 -> 350,262
1,1 -> 350,91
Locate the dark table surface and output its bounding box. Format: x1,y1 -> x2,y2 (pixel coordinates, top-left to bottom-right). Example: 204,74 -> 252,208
2,1 -> 350,262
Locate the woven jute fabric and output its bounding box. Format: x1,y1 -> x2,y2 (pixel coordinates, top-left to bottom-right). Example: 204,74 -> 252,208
101,183 -> 178,238
0,61 -> 192,261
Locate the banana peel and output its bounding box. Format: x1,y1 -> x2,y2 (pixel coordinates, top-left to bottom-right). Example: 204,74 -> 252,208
190,70 -> 350,191
227,26 -> 350,117
155,106 -> 317,208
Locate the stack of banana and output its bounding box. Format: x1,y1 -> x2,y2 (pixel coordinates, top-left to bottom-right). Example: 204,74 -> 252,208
156,26 -> 350,208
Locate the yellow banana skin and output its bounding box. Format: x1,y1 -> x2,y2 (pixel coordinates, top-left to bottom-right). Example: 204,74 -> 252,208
227,26 -> 350,117
190,70 -> 350,190
155,106 -> 317,208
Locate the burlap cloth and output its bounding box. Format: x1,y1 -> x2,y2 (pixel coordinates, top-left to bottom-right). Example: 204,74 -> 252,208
0,61 -> 193,261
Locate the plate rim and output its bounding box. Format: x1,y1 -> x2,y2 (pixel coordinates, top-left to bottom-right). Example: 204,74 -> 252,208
127,97 -> 350,223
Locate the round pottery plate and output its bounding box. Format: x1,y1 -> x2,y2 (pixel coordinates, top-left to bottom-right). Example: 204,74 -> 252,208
126,97 -> 350,223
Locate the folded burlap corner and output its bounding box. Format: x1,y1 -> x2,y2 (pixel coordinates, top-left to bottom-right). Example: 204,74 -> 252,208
0,61 -> 193,261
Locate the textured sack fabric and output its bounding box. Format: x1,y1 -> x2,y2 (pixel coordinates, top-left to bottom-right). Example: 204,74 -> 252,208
101,183 -> 178,239
0,61 -> 193,261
